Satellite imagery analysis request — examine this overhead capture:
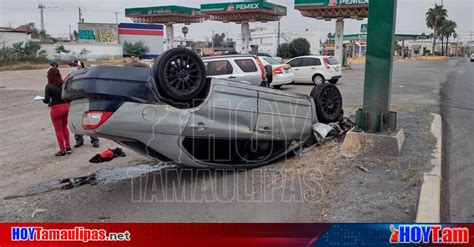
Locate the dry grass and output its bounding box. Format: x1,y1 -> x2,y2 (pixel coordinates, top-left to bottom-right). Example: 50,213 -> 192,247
0,57 -> 129,71
0,62 -> 49,71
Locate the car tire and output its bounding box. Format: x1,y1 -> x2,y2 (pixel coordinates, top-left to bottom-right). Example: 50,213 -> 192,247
312,74 -> 325,85
311,84 -> 343,124
272,85 -> 282,89
152,48 -> 207,103
329,79 -> 339,84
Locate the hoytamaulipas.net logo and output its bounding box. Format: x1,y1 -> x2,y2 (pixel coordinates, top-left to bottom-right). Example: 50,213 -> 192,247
11,226 -> 131,242
390,224 -> 469,244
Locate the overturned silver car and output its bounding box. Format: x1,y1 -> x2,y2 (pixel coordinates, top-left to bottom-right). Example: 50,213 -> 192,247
63,48 -> 343,168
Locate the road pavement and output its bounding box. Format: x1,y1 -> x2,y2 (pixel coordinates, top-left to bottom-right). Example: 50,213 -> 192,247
441,58 -> 474,222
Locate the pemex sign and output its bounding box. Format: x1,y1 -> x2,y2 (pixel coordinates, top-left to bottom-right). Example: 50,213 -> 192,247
201,1 -> 287,15
295,0 -> 369,7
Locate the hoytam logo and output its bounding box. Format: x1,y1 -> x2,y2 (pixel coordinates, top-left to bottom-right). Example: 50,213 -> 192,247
390,225 -> 469,244
11,227 -> 131,242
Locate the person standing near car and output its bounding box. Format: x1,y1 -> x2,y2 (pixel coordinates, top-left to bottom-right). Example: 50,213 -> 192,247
66,60 -> 100,148
43,67 -> 72,157
47,60 -> 58,72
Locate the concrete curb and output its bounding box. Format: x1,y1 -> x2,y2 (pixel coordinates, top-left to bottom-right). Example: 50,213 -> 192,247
418,56 -> 449,61
416,113 -> 442,223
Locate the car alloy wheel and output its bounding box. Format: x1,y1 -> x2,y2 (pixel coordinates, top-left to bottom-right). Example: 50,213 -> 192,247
311,83 -> 343,123
313,74 -> 325,85
153,48 -> 207,105
164,55 -> 201,94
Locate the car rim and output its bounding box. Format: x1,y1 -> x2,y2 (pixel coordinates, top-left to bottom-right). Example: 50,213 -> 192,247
164,54 -> 202,94
320,87 -> 341,118
314,76 -> 323,84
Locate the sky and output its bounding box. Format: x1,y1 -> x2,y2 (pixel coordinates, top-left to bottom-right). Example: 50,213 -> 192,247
0,0 -> 473,42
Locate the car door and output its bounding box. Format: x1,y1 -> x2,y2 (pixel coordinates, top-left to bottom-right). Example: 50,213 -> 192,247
183,82 -> 257,139
181,82 -> 258,164
248,88 -> 313,162
253,90 -> 313,141
302,57 -> 322,82
233,58 -> 261,86
287,58 -> 304,81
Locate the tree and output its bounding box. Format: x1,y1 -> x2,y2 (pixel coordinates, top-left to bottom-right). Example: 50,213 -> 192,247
23,41 -> 42,59
212,33 -> 225,48
26,22 -> 40,39
443,20 -> 457,56
79,48 -> 91,57
55,44 -> 70,54
394,40 -> 402,56
437,19 -> 456,56
123,41 -> 149,58
326,32 -> 335,44
277,43 -> 291,58
289,38 -> 311,58
7,41 -> 43,60
426,4 -> 447,55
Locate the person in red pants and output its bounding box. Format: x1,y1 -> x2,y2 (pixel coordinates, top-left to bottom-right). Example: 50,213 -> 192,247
43,67 -> 71,157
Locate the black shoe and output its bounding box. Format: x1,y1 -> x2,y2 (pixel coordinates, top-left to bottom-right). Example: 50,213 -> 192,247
74,142 -> 83,148
66,148 -> 72,154
55,151 -> 68,157
92,143 -> 100,148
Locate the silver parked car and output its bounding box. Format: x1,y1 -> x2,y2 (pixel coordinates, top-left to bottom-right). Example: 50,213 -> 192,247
64,48 -> 343,168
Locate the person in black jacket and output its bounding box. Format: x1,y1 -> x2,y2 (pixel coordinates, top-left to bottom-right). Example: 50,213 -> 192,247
43,67 -> 71,156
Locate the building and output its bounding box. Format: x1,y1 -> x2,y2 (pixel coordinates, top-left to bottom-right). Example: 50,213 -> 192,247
404,39 -> 433,56
78,23 -> 119,44
0,26 -> 32,48
173,36 -> 193,48
118,23 -> 164,58
235,27 -> 321,56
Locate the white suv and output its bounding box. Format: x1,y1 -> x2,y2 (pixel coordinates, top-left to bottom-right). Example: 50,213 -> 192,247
202,55 -> 267,86
287,55 -> 342,84
470,53 -> 474,62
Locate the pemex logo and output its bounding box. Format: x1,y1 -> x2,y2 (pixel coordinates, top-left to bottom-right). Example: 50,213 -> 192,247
227,3 -> 234,11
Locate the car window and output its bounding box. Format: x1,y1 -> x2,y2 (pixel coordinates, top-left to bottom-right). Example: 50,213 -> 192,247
326,57 -> 340,65
205,60 -> 233,76
287,58 -> 303,67
262,57 -> 281,65
303,58 -> 321,66
235,59 -> 258,72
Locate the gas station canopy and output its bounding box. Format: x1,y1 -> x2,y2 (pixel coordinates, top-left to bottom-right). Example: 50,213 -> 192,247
125,5 -> 205,25
294,0 -> 369,20
342,33 -> 430,41
201,1 -> 287,23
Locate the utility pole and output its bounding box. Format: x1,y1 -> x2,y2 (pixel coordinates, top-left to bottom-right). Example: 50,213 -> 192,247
78,7 -> 83,23
38,3 -> 45,32
115,12 -> 118,24
277,21 -> 280,49
69,25 -> 72,40
211,30 -> 215,49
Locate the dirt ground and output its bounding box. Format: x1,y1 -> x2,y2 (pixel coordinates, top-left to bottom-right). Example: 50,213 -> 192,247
0,61 -> 443,222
